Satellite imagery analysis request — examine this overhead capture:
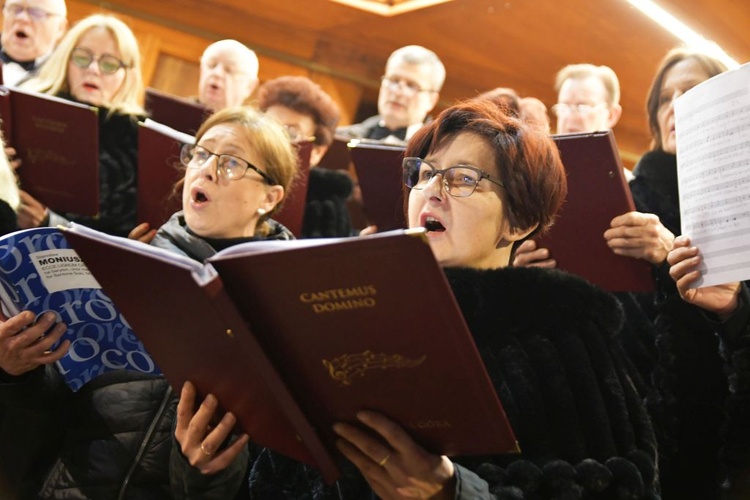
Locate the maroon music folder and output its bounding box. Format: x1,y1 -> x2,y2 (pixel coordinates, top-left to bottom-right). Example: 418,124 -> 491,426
145,87 -> 210,136
272,140 -> 313,237
535,130 -> 654,292
349,140 -> 406,231
0,87 -> 99,215
137,120 -> 194,229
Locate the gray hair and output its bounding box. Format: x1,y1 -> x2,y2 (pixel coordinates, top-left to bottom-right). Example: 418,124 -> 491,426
386,45 -> 446,92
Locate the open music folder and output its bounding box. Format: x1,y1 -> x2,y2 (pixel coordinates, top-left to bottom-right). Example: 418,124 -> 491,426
535,130 -> 654,292
62,224 -> 519,483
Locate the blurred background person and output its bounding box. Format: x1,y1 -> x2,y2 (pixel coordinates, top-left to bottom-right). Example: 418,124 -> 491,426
552,63 -> 623,136
1,0 -> 67,86
257,75 -> 354,238
16,13 -> 145,237
337,44 -> 444,144
198,39 -> 258,112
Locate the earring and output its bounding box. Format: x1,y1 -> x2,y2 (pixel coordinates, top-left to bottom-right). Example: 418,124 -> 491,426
257,208 -> 267,216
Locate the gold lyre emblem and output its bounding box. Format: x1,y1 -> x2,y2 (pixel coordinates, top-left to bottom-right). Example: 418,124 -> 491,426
322,350 -> 426,386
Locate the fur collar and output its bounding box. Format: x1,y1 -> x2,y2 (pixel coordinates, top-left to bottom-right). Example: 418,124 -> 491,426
444,266 -> 624,343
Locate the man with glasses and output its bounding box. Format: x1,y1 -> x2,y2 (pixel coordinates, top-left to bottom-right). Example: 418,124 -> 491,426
1,0 -> 67,86
552,63 -> 623,137
337,45 -> 445,144
198,39 -> 259,112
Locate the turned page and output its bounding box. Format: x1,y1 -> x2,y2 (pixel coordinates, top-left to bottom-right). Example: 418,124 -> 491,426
675,62 -> 750,288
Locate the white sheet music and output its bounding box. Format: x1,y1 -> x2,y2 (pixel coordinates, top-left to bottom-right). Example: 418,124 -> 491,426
675,62 -> 750,288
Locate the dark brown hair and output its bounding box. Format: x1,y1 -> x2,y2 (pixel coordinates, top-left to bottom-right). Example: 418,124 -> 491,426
405,99 -> 567,236
257,76 -> 340,148
646,47 -> 727,151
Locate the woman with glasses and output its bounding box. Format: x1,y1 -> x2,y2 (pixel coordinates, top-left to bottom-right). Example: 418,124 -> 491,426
14,14 -> 144,237
257,75 -> 355,238
172,99 -> 659,499
148,106 -> 298,258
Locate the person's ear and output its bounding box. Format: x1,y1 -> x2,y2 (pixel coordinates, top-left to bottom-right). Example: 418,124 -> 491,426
309,144 -> 328,168
245,78 -> 259,102
54,19 -> 68,45
607,103 -> 623,129
426,90 -> 440,113
261,184 -> 284,213
502,222 -> 539,244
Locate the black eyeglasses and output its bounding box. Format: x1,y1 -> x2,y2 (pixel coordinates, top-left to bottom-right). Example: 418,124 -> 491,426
180,144 -> 276,184
3,3 -> 62,21
402,157 -> 503,198
70,47 -> 128,75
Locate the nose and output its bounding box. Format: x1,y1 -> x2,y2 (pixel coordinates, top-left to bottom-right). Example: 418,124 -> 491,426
421,173 -> 446,201
198,154 -> 219,181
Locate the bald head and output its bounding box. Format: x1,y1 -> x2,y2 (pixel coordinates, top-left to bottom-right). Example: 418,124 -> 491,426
2,0 -> 67,63
199,39 -> 259,111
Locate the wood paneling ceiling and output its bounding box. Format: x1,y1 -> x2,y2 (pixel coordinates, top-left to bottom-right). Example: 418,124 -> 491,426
83,0 -> 749,163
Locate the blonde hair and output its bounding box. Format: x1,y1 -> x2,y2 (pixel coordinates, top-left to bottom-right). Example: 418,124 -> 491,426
23,14 -> 145,116
194,106 -> 299,235
0,134 -> 20,210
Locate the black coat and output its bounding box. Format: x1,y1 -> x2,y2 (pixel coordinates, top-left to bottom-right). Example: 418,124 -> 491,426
631,150 -> 730,499
233,266 -> 659,499
0,366 -> 175,499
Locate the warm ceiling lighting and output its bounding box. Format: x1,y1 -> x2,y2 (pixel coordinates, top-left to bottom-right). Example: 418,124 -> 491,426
627,0 -> 739,68
328,0 -> 453,16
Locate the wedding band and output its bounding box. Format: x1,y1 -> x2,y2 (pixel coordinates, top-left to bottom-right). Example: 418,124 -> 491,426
378,453 -> 390,467
200,442 -> 213,457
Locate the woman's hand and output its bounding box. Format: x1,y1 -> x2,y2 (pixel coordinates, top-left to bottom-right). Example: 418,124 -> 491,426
512,239 -> 556,268
174,381 -> 249,475
667,235 -> 741,319
604,211 -> 675,264
17,191 -> 49,229
0,311 -> 69,376
128,222 -> 157,244
334,410 -> 456,499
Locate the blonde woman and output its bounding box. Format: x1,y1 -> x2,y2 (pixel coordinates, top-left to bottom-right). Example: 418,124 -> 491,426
16,14 -> 145,236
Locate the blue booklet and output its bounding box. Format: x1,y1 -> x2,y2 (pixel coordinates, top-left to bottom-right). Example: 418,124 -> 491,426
0,227 -> 160,391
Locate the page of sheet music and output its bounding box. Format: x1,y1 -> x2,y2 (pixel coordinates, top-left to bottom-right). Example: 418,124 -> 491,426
675,62 -> 750,288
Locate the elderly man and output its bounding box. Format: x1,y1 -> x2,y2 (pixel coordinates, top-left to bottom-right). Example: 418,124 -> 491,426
198,39 -> 259,112
337,45 -> 445,144
1,0 -> 67,86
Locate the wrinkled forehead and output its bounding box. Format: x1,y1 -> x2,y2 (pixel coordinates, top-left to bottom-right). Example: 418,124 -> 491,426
384,60 -> 435,90
11,0 -> 68,15
202,44 -> 248,67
